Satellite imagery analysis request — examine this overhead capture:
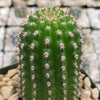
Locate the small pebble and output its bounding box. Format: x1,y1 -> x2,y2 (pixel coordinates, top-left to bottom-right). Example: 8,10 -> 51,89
91,88 -> 99,99
1,86 -> 14,99
0,82 -> 6,86
80,89 -> 91,99
6,69 -> 19,78
2,77 -> 10,82
84,77 -> 91,89
8,93 -> 19,100
0,75 -> 4,81
0,95 -> 4,100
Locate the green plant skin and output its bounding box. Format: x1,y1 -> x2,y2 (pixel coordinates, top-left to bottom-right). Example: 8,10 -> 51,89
18,8 -> 82,100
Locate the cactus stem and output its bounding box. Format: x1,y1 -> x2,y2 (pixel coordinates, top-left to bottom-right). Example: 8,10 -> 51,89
18,8 -> 82,100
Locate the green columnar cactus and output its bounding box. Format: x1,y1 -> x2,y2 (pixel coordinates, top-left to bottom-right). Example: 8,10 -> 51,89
17,7 -> 83,100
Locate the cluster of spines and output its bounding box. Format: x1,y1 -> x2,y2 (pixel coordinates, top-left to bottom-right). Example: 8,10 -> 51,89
17,30 -> 38,100
17,8 -> 83,100
43,26 -> 52,100
60,43 -> 67,100
56,29 -> 67,100
30,29 -> 39,100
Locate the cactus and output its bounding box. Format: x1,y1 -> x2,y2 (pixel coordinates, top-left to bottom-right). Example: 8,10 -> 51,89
17,7 -> 83,100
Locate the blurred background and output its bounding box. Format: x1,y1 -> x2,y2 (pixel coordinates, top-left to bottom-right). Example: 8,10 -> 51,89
0,0 -> 100,89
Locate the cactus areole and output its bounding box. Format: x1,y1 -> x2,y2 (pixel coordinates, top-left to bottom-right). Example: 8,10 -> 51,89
17,8 -> 83,100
